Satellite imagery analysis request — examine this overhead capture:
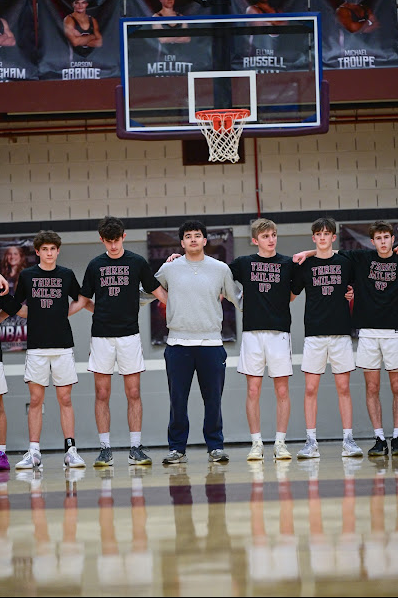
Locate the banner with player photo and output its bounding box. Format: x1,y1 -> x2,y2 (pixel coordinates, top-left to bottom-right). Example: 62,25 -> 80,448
147,227 -> 237,345
340,221 -> 398,250
0,236 -> 38,352
230,0 -> 310,73
37,0 -> 120,80
311,0 -> 398,69
124,0 -> 212,77
0,0 -> 38,81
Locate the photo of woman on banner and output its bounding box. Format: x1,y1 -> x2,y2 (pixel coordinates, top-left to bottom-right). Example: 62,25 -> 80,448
0,238 -> 37,352
312,0 -> 398,69
38,0 -> 119,80
0,0 -> 38,81
63,0 -> 102,59
230,0 -> 310,73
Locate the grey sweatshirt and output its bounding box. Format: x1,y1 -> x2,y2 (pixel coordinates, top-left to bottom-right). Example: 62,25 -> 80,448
155,255 -> 242,341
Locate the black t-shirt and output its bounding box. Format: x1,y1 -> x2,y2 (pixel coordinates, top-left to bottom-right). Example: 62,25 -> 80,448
0,294 -> 22,361
229,253 -> 294,333
291,254 -> 353,337
14,265 -> 80,350
339,249 -> 398,329
80,250 -> 160,337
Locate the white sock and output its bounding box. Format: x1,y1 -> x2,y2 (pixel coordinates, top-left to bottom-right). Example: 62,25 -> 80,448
306,428 -> 316,440
130,431 -> 141,448
343,428 -> 353,440
251,432 -> 262,443
374,428 -> 385,441
30,442 -> 40,452
99,433 -> 111,448
275,431 -> 286,443
131,478 -> 143,497
0,444 -> 6,453
393,428 -> 398,439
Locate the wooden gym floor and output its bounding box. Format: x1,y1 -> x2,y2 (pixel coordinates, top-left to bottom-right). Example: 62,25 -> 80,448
0,440 -> 397,597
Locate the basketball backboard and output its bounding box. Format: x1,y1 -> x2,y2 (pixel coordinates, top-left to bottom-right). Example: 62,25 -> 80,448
116,12 -> 329,140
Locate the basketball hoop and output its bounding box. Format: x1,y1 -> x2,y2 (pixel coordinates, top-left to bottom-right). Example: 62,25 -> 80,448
195,108 -> 250,164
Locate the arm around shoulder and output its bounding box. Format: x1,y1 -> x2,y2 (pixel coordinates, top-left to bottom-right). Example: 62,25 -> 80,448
68,294 -> 94,316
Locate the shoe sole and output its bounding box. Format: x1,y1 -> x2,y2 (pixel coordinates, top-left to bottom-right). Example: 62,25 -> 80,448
128,459 -> 152,465
208,456 -> 229,462
15,463 -> 43,470
368,451 -> 388,457
342,451 -> 363,457
247,455 -> 264,461
64,463 -> 86,468
297,453 -> 320,459
162,457 -> 188,464
274,453 -> 292,460
93,460 -> 114,467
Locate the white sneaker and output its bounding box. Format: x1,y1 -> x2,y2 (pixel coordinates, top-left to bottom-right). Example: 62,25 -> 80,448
15,449 -> 43,470
297,436 -> 320,459
342,435 -> 363,458
273,440 -> 292,460
247,440 -> 264,461
64,447 -> 86,468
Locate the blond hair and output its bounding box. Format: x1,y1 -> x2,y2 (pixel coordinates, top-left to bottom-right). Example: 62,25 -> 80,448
251,218 -> 277,240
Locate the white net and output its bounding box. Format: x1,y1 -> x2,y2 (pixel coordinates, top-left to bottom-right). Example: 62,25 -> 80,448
195,109 -> 249,163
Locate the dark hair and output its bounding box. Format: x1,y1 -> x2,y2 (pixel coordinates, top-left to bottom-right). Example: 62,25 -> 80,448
33,230 -> 62,250
311,217 -> 336,235
178,220 -> 207,240
98,216 -> 125,241
368,220 -> 394,239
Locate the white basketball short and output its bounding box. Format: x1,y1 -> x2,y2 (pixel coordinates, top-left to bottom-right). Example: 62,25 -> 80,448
237,330 -> 293,378
24,349 -> 78,387
356,336 -> 398,371
88,334 -> 145,376
301,335 -> 355,375
0,363 -> 8,395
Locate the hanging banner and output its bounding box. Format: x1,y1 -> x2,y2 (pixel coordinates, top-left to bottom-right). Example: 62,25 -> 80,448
340,221 -> 398,250
230,0 -> 310,73
0,236 -> 38,352
124,0 -> 212,76
147,227 -> 237,345
311,0 -> 398,69
0,0 -> 38,81
37,0 -> 120,80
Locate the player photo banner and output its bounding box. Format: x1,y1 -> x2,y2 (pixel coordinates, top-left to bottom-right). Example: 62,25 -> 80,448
340,222 -> 398,250
125,0 -> 212,77
37,0 -> 120,80
147,228 -> 237,345
0,0 -> 38,81
311,0 -> 398,69
230,1 -> 310,74
0,237 -> 38,352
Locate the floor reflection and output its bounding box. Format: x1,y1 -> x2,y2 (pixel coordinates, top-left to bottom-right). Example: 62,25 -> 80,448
1,444 -> 398,596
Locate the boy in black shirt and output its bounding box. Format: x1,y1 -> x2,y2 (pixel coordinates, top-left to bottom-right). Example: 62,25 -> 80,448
80,216 -> 167,468
10,231 -> 91,470
291,217 -> 363,460
295,219 -> 398,458
339,220 -> 398,457
229,219 -> 295,461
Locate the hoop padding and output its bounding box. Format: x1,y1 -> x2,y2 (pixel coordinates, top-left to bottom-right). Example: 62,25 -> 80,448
195,109 -> 250,163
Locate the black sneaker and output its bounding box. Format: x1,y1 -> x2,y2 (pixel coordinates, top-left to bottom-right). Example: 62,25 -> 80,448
93,446 -> 114,467
128,445 -> 152,465
368,437 -> 388,457
391,437 -> 398,456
